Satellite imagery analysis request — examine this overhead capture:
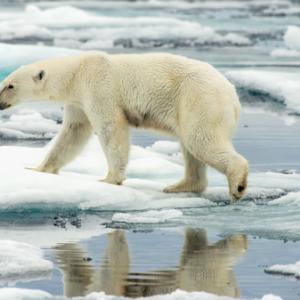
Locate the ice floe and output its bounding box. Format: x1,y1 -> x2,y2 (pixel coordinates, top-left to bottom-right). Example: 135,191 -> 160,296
0,240 -> 52,285
0,288 -> 283,300
265,261 -> 300,279
226,70 -> 300,114
0,5 -> 250,49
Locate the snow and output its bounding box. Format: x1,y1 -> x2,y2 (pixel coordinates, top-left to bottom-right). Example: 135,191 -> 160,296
112,209 -> 183,224
265,261 -> 300,278
226,70 -> 300,114
0,240 -> 52,285
0,288 -> 282,300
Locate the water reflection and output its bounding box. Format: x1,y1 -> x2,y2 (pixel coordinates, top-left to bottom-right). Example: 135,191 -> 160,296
55,229 -> 247,298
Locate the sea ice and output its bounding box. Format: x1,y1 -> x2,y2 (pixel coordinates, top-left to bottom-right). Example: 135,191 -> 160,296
0,240 -> 52,285
226,70 -> 300,114
0,5 -> 250,49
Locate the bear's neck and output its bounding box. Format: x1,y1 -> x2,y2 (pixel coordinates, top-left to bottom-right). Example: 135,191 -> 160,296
41,59 -> 81,104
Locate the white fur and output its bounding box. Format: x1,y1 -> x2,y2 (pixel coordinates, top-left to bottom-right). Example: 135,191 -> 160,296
0,52 -> 249,201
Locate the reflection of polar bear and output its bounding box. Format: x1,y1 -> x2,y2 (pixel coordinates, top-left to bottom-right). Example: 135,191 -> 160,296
55,230 -> 130,297
55,229 -> 247,298
0,52 -> 248,200
177,229 -> 247,298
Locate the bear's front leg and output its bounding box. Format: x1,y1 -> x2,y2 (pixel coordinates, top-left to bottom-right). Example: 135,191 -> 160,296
26,105 -> 93,175
95,113 -> 130,186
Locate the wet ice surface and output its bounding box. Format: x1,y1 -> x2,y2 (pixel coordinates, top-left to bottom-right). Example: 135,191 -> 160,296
0,0 -> 300,299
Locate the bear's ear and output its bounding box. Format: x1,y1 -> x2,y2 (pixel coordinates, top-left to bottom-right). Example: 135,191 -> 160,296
33,70 -> 46,82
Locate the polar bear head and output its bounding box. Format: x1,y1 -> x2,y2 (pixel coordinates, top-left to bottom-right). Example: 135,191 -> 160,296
227,154 -> 249,201
0,64 -> 47,110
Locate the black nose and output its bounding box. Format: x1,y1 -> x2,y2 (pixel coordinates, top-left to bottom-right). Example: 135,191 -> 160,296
0,102 -> 11,110
238,185 -> 245,193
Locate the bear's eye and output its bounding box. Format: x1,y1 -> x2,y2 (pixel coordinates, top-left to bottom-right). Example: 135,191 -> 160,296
8,84 -> 14,89
238,185 -> 245,193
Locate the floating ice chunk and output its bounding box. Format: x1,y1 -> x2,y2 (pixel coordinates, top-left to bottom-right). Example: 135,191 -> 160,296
226,70 -> 300,114
0,288 -> 282,300
0,240 -> 52,285
112,209 -> 183,224
265,261 -> 300,278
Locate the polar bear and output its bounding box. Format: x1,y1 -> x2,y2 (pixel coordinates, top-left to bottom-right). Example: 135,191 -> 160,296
0,52 -> 248,201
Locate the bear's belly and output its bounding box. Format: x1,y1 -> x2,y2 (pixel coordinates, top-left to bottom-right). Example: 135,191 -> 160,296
123,108 -> 176,134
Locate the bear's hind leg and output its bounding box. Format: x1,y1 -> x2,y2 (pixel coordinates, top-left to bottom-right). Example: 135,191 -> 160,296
164,144 -> 208,193
28,105 -> 93,174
